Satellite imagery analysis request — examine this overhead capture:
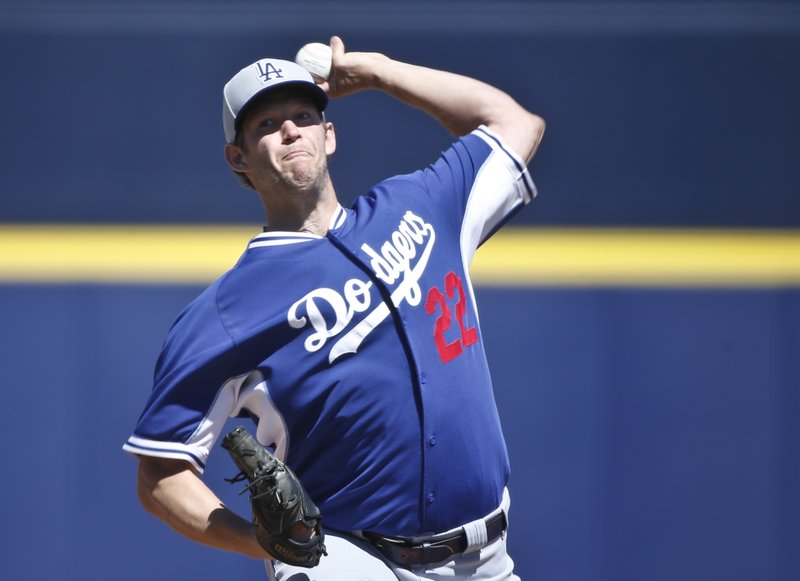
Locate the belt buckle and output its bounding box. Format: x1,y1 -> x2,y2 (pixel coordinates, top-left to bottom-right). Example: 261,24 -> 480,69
369,534 -> 455,567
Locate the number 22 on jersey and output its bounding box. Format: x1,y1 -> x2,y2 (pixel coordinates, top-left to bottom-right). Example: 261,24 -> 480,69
425,272 -> 478,363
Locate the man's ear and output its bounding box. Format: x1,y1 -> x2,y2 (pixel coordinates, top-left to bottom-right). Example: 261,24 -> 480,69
325,121 -> 336,157
224,143 -> 249,172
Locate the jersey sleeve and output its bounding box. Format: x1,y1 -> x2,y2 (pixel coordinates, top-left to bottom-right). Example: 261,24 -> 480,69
122,281 -> 245,472
419,125 -> 537,265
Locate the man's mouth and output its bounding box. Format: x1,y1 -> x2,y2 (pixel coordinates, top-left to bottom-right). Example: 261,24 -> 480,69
283,150 -> 310,161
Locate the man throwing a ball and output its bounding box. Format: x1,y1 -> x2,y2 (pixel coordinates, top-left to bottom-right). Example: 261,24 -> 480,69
125,35 -> 545,580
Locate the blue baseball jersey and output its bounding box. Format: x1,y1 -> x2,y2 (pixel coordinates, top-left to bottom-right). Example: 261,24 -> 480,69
124,125 -> 536,536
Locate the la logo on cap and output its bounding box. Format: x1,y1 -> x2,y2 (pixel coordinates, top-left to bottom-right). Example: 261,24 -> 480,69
257,61 -> 284,84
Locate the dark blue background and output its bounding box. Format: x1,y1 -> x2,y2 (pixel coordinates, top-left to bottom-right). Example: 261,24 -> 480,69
2,3 -> 799,226
1,2 -> 798,580
0,285 -> 796,580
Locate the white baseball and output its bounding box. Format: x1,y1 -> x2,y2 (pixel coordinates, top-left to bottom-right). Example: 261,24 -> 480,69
295,42 -> 332,81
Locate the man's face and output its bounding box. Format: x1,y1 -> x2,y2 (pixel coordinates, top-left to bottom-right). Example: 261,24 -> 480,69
232,92 -> 335,193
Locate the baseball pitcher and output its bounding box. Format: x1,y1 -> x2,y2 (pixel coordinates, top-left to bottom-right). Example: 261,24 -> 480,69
124,35 -> 545,580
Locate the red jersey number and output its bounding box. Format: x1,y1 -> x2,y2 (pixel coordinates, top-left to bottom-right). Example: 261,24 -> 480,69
425,272 -> 478,363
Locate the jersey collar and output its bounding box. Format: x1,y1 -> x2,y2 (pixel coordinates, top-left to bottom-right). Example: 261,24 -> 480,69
248,204 -> 347,249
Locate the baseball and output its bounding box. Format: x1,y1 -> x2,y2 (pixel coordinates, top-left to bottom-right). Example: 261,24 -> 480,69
295,42 -> 332,81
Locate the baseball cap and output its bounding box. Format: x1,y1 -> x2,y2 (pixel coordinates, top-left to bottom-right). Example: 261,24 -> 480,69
222,58 -> 328,143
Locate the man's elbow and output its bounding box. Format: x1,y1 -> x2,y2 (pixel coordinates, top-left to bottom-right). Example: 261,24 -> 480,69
524,112 -> 546,162
531,113 -> 546,141
136,456 -> 161,515
500,111 -> 544,165
136,455 -> 189,516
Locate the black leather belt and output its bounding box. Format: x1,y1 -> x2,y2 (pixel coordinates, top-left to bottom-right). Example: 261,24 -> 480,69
362,511 -> 507,567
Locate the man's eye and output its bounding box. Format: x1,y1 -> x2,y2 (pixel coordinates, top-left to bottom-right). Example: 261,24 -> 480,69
257,119 -> 280,133
295,112 -> 316,125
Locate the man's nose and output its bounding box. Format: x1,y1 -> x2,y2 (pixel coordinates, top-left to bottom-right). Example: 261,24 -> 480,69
281,120 -> 301,141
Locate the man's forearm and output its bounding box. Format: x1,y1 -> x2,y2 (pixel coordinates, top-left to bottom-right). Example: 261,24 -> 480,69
326,36 -> 545,163
376,60 -> 517,132
376,59 -> 545,162
137,456 -> 268,560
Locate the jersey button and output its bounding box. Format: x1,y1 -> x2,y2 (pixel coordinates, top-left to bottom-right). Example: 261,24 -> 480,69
428,436 -> 436,447
426,493 -> 435,504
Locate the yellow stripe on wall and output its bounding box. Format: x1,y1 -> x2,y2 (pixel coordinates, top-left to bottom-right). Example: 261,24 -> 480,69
0,225 -> 257,284
471,228 -> 800,287
1,225 -> 799,286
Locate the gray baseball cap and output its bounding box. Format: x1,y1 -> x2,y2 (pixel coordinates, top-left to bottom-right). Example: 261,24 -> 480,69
222,58 -> 328,143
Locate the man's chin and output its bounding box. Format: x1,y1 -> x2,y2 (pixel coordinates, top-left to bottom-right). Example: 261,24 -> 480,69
280,172 -> 325,193
278,162 -> 328,191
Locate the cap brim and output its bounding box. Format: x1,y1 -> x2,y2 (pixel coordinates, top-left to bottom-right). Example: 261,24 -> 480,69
233,81 -> 328,137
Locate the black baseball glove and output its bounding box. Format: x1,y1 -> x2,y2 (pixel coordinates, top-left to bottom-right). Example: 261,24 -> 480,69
222,426 -> 326,567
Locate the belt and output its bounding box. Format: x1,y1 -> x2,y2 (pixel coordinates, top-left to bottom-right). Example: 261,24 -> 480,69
362,510 -> 507,567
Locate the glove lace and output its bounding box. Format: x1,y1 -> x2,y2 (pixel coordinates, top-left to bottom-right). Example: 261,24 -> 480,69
224,471 -> 247,485
225,470 -> 279,498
